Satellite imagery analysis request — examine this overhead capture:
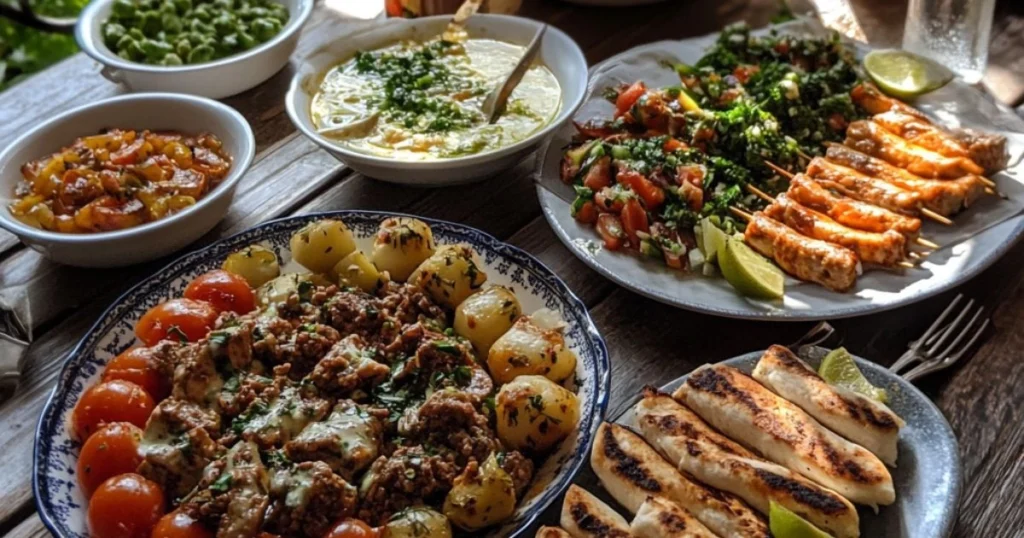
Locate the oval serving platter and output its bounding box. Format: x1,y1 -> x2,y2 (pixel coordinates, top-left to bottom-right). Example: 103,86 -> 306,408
616,348 -> 962,538
535,19 -> 1024,321
34,210 -> 611,538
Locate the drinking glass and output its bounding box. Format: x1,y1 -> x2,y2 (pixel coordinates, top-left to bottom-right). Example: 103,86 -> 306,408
902,0 -> 998,84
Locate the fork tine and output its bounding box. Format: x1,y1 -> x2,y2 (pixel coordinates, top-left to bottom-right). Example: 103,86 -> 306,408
923,298 -> 975,357
891,294 -> 965,373
914,294 -> 964,350
931,307 -> 984,362
902,313 -> 990,382
944,317 -> 989,365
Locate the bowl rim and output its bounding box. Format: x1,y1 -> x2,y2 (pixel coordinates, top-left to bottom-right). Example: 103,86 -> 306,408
74,0 -> 314,74
0,92 -> 256,244
31,209 -> 611,538
284,13 -> 590,171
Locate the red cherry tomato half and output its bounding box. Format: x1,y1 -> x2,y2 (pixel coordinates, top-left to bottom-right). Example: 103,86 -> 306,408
135,298 -> 218,346
151,510 -> 215,538
103,346 -> 170,401
77,422 -> 143,497
72,380 -> 154,440
324,518 -> 379,538
87,473 -> 165,538
183,270 -> 256,315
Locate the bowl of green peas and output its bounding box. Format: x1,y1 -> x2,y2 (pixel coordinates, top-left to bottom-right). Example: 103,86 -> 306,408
75,0 -> 312,98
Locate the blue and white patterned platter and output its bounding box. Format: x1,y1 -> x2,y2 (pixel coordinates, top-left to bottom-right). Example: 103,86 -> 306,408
34,210 -> 611,538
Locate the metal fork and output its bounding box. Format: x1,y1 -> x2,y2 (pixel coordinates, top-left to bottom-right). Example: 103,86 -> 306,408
890,294 -> 990,382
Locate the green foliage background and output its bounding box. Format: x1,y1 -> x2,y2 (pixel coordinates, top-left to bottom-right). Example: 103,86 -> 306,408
0,0 -> 89,90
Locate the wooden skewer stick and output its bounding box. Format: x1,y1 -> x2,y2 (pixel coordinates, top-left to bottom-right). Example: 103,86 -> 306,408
978,176 -> 998,188
921,208 -> 954,226
745,184 -> 775,203
729,206 -> 754,221
916,237 -> 941,249
796,148 -> 814,161
897,261 -> 917,269
765,160 -> 794,179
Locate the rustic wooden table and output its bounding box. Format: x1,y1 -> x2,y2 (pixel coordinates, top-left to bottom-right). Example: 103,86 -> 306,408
2,0 -> 1024,536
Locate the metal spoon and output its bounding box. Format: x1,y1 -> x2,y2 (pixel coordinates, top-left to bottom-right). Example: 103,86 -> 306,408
481,24 -> 548,124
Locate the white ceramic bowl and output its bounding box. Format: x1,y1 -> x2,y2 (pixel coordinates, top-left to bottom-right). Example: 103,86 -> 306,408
0,93 -> 255,267
75,0 -> 313,99
285,14 -> 589,185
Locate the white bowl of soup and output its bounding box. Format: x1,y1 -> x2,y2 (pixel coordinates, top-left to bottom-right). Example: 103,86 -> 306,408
285,14 -> 588,185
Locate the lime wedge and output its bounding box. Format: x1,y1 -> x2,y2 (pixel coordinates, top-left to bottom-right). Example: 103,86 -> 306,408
718,238 -> 784,299
769,500 -> 832,538
700,218 -> 730,263
863,49 -> 954,99
819,348 -> 888,403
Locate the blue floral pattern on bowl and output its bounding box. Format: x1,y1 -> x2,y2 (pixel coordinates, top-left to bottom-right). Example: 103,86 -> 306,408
34,210 -> 610,538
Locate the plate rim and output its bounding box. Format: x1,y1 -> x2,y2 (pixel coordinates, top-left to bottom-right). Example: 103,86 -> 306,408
32,209 -> 612,538
613,348 -> 963,538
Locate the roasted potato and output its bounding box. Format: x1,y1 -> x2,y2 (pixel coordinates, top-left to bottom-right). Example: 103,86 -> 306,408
454,286 -> 521,356
443,452 -> 516,530
371,217 -> 435,281
382,506 -> 453,538
333,250 -> 385,293
289,219 -> 357,274
409,244 -> 487,309
496,375 -> 580,453
221,244 -> 280,288
487,314 -> 577,384
256,272 -> 331,305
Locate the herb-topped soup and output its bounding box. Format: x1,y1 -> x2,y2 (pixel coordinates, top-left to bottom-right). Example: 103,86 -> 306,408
310,37 -> 562,160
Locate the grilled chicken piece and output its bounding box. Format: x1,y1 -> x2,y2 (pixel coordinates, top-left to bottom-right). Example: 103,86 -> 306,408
806,156 -> 922,215
764,195 -> 907,267
674,364 -> 895,508
633,389 -> 860,538
871,110 -> 971,159
537,527 -> 574,538
786,174 -> 923,240
560,485 -> 634,538
591,422 -> 769,538
752,345 -> 905,466
851,84 -> 1008,173
743,213 -> 860,292
845,120 -> 984,178
630,497 -> 718,538
825,145 -> 984,216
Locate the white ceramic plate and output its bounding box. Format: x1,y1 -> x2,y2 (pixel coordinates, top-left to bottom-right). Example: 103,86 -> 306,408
615,347 -> 961,538
286,14 -> 588,185
34,210 -> 610,538
535,19 -> 1024,320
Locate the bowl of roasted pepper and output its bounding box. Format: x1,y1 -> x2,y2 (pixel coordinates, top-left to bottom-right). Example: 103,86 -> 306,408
75,0 -> 313,98
0,92 -> 255,267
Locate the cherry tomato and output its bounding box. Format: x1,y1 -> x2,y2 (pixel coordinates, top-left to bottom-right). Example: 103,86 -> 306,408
135,299 -> 219,346
617,170 -> 665,210
732,64 -> 760,84
582,156 -> 612,191
621,199 -> 650,248
596,213 -> 625,251
385,0 -> 403,17
183,270 -> 256,315
152,510 -> 214,538
77,422 -> 143,497
594,188 -> 625,213
103,347 -> 170,401
615,81 -> 647,117
324,518 -> 379,538
572,200 -> 598,225
88,473 -> 165,538
663,138 -> 687,153
72,380 -> 154,440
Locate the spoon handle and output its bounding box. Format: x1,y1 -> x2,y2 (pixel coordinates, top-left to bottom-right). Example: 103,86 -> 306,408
486,24 -> 548,124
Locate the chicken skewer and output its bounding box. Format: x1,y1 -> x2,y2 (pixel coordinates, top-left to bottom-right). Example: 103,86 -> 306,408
822,145 -> 987,216
737,211 -> 862,292
851,83 -> 1008,175
755,171 -> 935,248
805,156 -> 953,224
845,120 -> 985,179
762,194 -> 909,267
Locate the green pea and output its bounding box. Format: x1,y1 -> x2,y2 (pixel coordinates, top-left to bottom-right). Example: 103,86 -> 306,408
173,0 -> 191,12
102,23 -> 127,48
139,10 -> 162,36
270,3 -> 288,22
188,44 -> 215,63
161,12 -> 183,33
175,38 -> 192,57
187,31 -> 206,45
246,6 -> 267,18
125,39 -> 146,60
141,38 -> 173,61
212,0 -> 231,9
159,0 -> 176,15
190,18 -> 214,34
249,17 -> 279,42
110,0 -> 136,19
191,3 -> 211,21
213,14 -> 236,35
117,49 -> 133,60
220,32 -> 239,51
161,53 -> 183,65
128,27 -> 145,40
237,30 -> 256,49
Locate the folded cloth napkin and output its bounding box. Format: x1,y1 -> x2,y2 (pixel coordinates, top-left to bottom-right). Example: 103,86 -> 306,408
0,287 -> 31,398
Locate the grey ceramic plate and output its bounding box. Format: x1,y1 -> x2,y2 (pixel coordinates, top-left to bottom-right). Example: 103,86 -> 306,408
616,348 -> 962,538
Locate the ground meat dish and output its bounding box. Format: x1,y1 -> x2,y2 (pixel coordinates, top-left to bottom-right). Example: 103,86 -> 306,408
135,279 -> 536,536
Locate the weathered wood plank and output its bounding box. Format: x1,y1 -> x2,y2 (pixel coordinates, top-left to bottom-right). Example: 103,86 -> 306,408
5,514 -> 48,538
